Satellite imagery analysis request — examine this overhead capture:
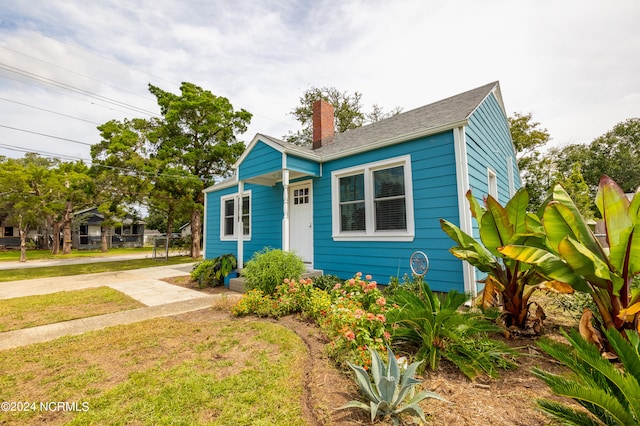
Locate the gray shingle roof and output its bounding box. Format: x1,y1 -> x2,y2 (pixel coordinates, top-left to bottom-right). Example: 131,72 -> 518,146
313,81 -> 501,158
248,81 -> 502,162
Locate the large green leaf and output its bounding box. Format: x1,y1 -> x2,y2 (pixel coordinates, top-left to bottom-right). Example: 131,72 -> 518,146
557,237 -> 611,289
498,245 -> 591,292
505,188 -> 529,235
440,219 -> 499,271
597,176 -> 634,273
466,189 -> 485,220
480,196 -> 513,257
629,193 -> 640,276
546,185 -> 602,256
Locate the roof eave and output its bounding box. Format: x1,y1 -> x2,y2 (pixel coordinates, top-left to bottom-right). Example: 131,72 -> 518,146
320,119 -> 469,161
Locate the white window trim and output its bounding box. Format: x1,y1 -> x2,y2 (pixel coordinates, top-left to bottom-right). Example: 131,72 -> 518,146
220,190 -> 251,241
331,155 -> 414,241
487,167 -> 498,201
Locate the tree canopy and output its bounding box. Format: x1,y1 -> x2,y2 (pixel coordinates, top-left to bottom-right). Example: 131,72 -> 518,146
92,82 -> 252,258
284,86 -> 402,146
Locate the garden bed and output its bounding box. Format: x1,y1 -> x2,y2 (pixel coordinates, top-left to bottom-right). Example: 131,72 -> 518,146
164,275 -> 577,425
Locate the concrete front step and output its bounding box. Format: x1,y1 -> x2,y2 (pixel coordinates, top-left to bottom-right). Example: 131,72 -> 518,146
229,269 -> 323,293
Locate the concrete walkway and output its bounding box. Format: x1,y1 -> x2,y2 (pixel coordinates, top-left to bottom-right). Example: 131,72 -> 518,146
0,261 -> 240,351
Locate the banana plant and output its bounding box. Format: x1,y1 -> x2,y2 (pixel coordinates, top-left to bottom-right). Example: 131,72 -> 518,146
499,176 -> 640,343
440,188 -> 571,336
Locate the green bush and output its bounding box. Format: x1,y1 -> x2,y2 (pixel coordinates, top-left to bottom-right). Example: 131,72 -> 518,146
534,328 -> 640,425
190,253 -> 236,288
311,274 -> 342,292
387,280 -> 517,380
241,248 -> 305,295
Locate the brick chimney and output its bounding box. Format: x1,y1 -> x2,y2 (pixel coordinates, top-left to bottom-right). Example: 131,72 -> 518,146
312,99 -> 335,149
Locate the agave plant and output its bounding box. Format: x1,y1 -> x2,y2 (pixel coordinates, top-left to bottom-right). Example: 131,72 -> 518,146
499,176 -> 640,345
387,280 -> 517,379
440,188 -> 571,336
533,327 -> 640,425
339,345 -> 447,425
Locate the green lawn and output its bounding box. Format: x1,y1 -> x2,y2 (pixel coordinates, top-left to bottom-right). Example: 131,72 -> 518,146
0,256 -> 195,283
0,317 -> 308,425
0,287 -> 144,332
0,247 -> 154,262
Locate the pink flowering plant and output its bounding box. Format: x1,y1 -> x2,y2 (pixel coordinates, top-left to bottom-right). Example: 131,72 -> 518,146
321,273 -> 395,368
231,272 -> 396,367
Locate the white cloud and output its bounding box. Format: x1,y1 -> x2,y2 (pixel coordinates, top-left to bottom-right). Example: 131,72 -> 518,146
0,0 -> 638,161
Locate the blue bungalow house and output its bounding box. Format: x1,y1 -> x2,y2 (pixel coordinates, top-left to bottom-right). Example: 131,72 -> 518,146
203,81 -> 520,295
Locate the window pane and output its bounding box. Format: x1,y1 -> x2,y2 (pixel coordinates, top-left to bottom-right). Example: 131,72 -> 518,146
224,199 -> 234,235
375,199 -> 406,230
242,196 -> 250,235
374,166 -> 405,198
224,217 -> 234,235
224,199 -> 235,217
373,165 -> 407,231
341,202 -> 365,231
339,174 -> 364,202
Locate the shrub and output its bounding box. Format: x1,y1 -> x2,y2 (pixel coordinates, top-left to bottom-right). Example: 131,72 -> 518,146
311,274 -> 342,292
387,280 -> 517,379
500,176 -> 640,348
321,273 -> 393,367
190,253 -> 237,288
242,248 -> 305,295
534,328 -> 640,425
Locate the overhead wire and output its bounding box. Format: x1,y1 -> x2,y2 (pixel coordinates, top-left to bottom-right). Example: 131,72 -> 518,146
0,62 -> 160,117
0,96 -> 101,125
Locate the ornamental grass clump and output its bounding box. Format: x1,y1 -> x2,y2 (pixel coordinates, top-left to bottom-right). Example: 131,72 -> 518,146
241,248 -> 305,295
339,345 -> 447,426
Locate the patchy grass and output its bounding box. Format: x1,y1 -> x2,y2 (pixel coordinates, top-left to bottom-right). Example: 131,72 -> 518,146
0,248 -> 153,262
0,287 -> 144,332
0,316 -> 308,425
0,257 -> 195,283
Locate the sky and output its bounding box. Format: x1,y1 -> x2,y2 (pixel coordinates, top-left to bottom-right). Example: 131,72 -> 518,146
0,0 -> 638,164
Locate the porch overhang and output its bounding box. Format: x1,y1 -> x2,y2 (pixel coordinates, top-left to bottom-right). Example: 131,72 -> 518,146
243,169 -> 318,186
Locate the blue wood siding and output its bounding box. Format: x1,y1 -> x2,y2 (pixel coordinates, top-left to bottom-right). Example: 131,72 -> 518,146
286,154 -> 320,176
314,132 -> 465,293
245,183 -> 282,256
204,185 -> 238,259
238,141 -> 282,181
204,182 -> 283,260
465,93 -> 521,205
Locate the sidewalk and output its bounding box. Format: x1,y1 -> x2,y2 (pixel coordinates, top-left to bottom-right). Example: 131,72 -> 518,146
0,252 -> 156,270
0,262 -> 241,351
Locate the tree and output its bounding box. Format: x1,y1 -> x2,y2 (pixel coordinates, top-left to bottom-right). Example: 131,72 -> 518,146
49,161 -> 92,254
557,118 -> 640,196
284,87 -> 402,146
92,118 -> 152,252
508,112 -> 552,212
553,162 -> 594,220
147,82 -> 251,258
0,154 -> 56,261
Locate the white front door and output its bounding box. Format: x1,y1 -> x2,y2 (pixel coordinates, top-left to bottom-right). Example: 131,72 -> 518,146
289,181 -> 313,265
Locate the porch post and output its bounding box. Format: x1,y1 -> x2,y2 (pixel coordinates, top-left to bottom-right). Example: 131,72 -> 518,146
237,180 -> 244,270
282,169 -> 290,251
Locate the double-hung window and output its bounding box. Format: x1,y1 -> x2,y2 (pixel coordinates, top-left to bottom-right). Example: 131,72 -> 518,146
220,192 -> 251,240
332,155 -> 414,241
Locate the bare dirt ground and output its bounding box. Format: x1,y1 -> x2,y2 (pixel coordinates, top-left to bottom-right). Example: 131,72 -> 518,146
164,276 -> 574,425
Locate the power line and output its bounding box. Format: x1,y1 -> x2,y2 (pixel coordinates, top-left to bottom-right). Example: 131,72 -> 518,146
0,96 -> 101,125
0,45 -> 157,103
0,62 -> 160,117
0,143 -> 89,162
0,124 -> 94,146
